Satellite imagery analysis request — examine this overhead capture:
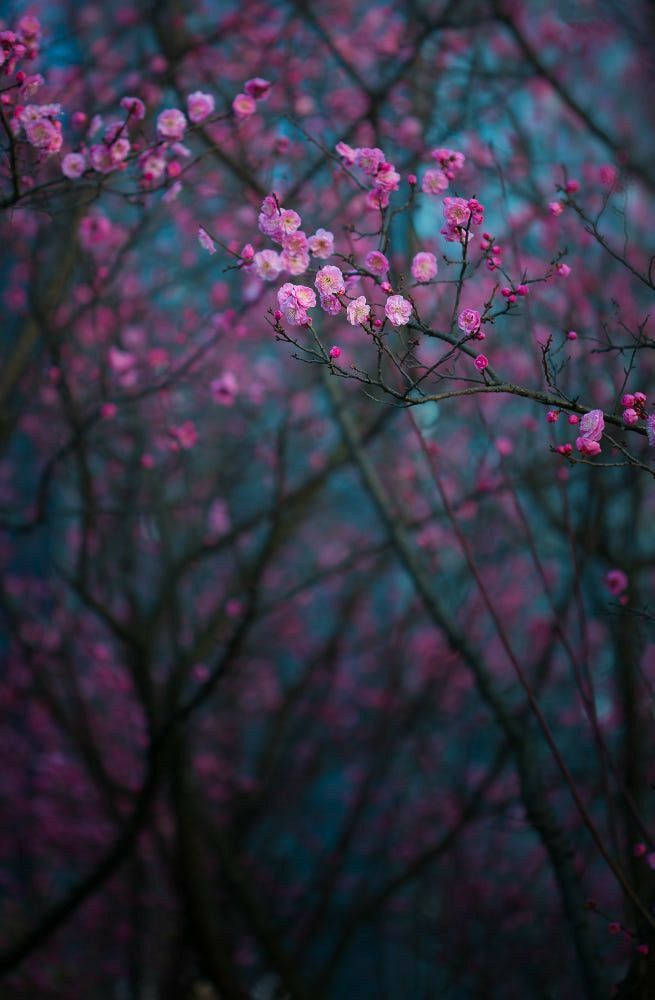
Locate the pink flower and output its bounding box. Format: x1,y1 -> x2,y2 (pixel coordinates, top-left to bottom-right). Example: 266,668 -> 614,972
157,108 -> 187,140
108,347 -> 137,386
280,249 -> 310,275
374,161 -> 400,192
281,230 -> 308,254
385,295 -> 412,327
187,91 -> 215,123
346,296 -> 370,325
555,262 -> 571,277
253,249 -> 282,280
411,252 -> 438,282
549,201 -> 564,216
335,141 -> 357,165
277,283 -> 316,325
244,77 -> 272,100
120,96 -> 146,121
24,117 -> 62,153
232,93 -> 256,119
329,346 -> 341,359
211,372 -> 238,406
319,293 -> 341,316
576,437 -> 601,456
279,209 -> 302,235
473,354 -> 489,371
364,250 -> 390,276
431,147 -> 465,178
198,226 -> 217,254
604,570 -> 628,596
61,152 -> 86,179
315,265 -> 345,296
623,408 -> 638,426
458,308 -> 481,335
579,409 -> 604,442
647,414 -> 655,447
355,147 -> 385,176
307,228 -> 334,258
89,144 -> 115,174
421,168 -> 448,195
170,420 -> 197,450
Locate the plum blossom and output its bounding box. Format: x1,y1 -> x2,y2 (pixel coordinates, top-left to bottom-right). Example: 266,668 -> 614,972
308,228 -> 334,258
604,569 -> 628,596
24,117 -> 62,154
233,93 -> 256,118
346,296 -> 370,325
335,141 -> 357,165
198,227 -> 217,254
253,249 -> 282,280
355,147 -> 386,176
169,421 -> 197,450
431,147 -> 465,179
211,372 -> 238,406
244,77 -> 272,100
579,409 -> 604,442
120,96 -> 146,120
319,293 -> 341,316
277,283 -> 316,325
411,252 -> 438,282
457,308 -> 481,335
280,249 -> 310,275
421,168 -> 448,195
647,414 -> 655,447
187,91 -> 215,123
474,354 -> 489,371
157,108 -> 187,140
315,265 -> 345,296
576,437 -> 601,456
364,250 -> 390,276
61,152 -> 86,179
385,295 -> 412,327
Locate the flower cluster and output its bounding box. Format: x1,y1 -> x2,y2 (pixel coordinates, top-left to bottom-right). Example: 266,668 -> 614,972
576,409 -> 605,456
335,143 -> 401,210
621,391 -> 647,427
421,147 -> 465,196
0,16 -> 42,77
15,102 -> 62,155
255,194 -> 335,280
441,196 -> 485,244
277,282 -> 316,326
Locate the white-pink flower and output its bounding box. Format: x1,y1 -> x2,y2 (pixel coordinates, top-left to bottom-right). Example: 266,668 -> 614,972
579,409 -> 604,442
157,108 -> 187,140
421,168 -> 448,195
385,295 -> 412,327
346,296 -> 370,325
315,265 -> 345,296
61,152 -> 86,179
277,283 -> 316,326
187,90 -> 215,123
411,252 -> 438,283
308,228 -> 334,258
364,250 -> 390,276
253,249 -> 282,280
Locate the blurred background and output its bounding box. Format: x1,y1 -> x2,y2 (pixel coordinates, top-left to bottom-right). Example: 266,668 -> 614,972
1,1 -> 655,996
